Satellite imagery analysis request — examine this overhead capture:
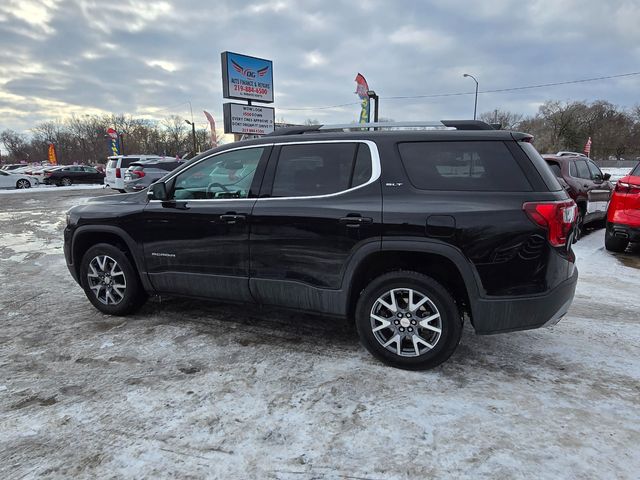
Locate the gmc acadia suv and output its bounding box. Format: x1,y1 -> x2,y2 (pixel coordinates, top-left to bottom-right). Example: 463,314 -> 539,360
64,120 -> 579,370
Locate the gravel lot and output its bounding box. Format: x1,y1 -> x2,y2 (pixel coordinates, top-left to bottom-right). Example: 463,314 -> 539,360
1,188 -> 639,479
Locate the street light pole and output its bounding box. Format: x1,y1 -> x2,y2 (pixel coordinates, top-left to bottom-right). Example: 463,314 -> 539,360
185,120 -> 197,155
463,73 -> 479,120
366,90 -> 379,123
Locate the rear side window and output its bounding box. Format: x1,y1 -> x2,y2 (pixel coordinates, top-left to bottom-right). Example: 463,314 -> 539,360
398,141 -> 532,191
271,143 -> 370,197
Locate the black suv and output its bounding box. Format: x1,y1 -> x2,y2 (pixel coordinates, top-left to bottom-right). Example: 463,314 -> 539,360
64,120 -> 579,370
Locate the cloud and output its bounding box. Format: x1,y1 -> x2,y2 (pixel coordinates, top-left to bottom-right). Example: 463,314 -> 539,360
0,0 -> 639,140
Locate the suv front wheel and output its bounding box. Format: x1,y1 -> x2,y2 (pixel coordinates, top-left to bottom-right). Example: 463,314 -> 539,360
80,243 -> 147,315
355,271 -> 463,370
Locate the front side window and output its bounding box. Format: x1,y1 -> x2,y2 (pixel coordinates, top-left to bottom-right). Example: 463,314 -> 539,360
398,141 -> 532,191
587,160 -> 602,180
172,147 -> 264,200
574,160 -> 591,179
271,143 -> 371,197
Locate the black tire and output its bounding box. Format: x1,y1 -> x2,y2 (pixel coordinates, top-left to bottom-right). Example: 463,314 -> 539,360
355,271 -> 463,370
16,179 -> 31,189
61,177 -> 72,186
79,243 -> 147,315
605,227 -> 628,253
117,189 -> 126,193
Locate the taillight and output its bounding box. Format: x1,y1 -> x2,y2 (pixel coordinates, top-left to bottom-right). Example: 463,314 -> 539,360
116,167 -> 121,178
132,170 -> 145,178
523,200 -> 577,247
615,181 -> 640,194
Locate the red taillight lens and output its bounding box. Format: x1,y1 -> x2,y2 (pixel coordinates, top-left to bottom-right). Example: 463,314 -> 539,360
115,167 -> 121,178
132,170 -> 145,178
523,200 -> 577,247
615,181 -> 640,194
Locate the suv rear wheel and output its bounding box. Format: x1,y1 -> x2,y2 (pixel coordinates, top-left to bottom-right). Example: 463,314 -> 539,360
355,271 -> 463,370
80,243 -> 147,315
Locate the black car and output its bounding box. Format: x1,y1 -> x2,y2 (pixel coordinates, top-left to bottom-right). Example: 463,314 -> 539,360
45,165 -> 105,186
64,120 -> 578,370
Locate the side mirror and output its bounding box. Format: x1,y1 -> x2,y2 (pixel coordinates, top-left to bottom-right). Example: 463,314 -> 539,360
603,173 -> 611,181
147,182 -> 168,201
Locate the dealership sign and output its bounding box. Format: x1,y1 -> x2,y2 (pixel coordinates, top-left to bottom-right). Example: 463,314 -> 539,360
221,51 -> 274,103
223,103 -> 275,135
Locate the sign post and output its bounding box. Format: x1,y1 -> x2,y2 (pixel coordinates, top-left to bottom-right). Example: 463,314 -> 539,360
221,51 -> 274,138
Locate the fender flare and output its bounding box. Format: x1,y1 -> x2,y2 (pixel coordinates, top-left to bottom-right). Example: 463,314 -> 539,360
341,237 -> 483,316
71,225 -> 152,291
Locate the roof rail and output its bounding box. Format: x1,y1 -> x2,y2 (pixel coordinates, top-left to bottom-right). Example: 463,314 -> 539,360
268,119 -> 496,136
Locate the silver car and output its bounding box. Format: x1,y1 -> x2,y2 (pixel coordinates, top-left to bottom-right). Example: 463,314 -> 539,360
123,158 -> 185,192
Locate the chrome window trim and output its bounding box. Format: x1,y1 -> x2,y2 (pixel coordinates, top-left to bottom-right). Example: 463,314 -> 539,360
148,139 -> 381,203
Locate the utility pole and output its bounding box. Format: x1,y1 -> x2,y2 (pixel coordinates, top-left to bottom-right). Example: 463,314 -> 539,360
185,120 -> 197,155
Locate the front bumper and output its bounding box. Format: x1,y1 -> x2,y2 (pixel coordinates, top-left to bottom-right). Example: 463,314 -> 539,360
472,268 -> 578,334
608,222 -> 640,242
63,226 -> 79,284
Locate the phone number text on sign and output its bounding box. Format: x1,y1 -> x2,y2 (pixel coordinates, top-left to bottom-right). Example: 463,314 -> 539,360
233,84 -> 269,96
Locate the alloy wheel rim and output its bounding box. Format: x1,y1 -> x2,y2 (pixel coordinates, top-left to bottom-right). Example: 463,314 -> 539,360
17,179 -> 29,189
370,288 -> 442,357
87,255 -> 127,305
62,178 -> 71,186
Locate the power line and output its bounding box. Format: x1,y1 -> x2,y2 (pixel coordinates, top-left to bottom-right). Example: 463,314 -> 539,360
277,71 -> 640,111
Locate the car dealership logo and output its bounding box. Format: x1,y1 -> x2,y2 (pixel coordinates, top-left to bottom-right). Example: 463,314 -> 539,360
231,59 -> 269,79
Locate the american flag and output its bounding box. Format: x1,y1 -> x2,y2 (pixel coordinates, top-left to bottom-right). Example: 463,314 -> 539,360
584,137 -> 592,156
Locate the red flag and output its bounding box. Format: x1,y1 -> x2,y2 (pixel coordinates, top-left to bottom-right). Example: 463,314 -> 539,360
203,110 -> 218,147
584,137 -> 592,156
354,73 -> 370,123
48,143 -> 58,165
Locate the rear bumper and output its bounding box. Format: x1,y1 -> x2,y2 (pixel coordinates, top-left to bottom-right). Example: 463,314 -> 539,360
608,222 -> 640,242
472,268 -> 578,334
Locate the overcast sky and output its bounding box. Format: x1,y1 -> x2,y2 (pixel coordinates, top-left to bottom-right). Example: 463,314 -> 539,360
1,0 -> 639,137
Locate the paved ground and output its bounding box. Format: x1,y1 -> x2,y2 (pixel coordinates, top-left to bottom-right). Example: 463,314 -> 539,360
1,188 -> 639,479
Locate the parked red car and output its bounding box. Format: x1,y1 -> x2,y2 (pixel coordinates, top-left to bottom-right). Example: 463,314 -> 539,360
605,162 -> 640,252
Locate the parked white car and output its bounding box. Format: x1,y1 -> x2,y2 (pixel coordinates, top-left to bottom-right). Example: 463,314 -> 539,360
105,155 -> 162,192
0,170 -> 38,189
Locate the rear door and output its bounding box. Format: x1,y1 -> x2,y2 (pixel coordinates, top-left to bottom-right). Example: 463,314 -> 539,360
249,140 -> 382,314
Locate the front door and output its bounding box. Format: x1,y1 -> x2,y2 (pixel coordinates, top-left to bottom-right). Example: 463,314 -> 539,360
141,146 -> 270,302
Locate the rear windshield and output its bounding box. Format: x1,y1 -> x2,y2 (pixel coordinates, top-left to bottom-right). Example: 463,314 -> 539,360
121,157 -> 139,168
107,160 -> 117,169
519,142 -> 563,191
156,162 -> 182,171
398,141 -> 532,191
631,162 -> 640,176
